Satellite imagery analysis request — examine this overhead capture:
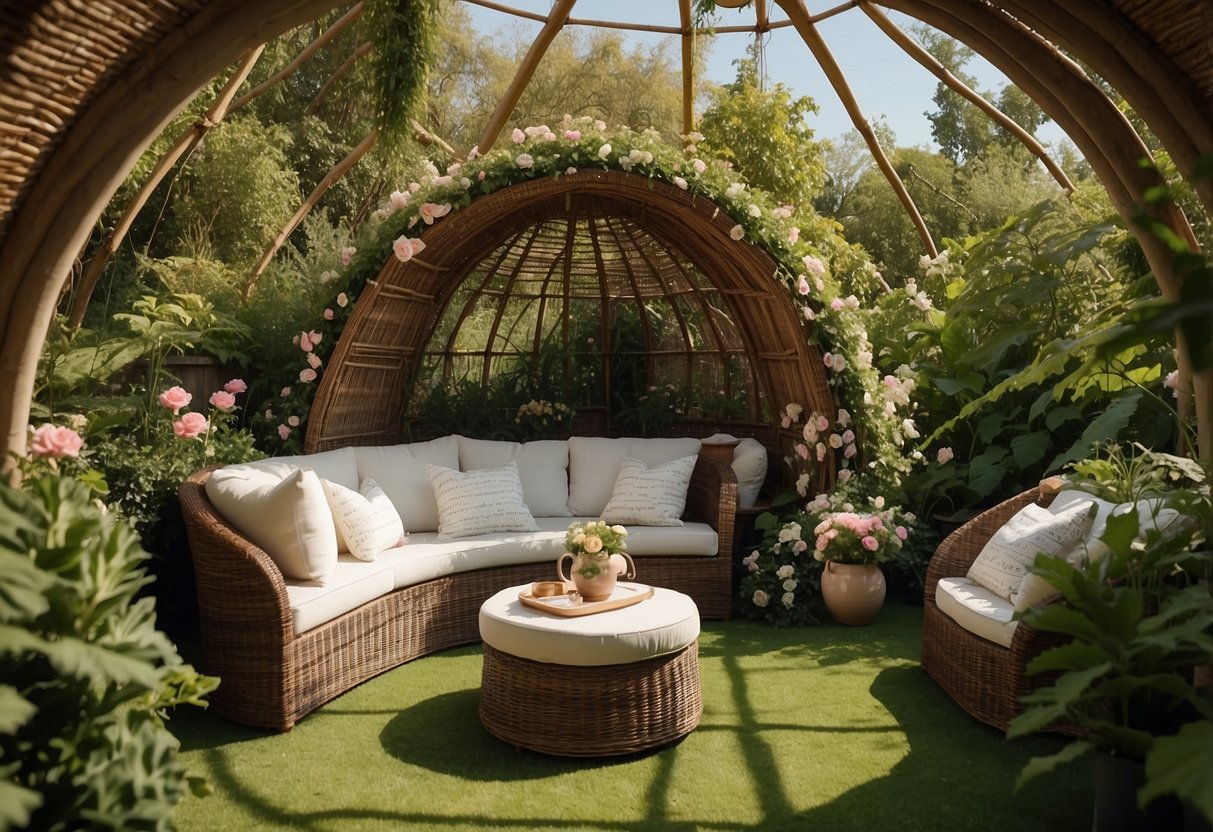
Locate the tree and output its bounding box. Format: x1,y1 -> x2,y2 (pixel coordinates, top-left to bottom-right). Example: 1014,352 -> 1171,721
697,46 -> 826,210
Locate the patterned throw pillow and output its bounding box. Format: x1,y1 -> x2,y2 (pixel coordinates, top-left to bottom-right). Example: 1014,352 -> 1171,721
322,477 -> 405,562
600,454 -> 698,527
427,462 -> 539,542
966,501 -> 1093,601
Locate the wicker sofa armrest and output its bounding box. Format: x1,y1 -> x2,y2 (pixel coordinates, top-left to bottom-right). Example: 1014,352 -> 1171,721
178,466 -> 294,647
924,485 -> 1056,604
684,454 -> 738,555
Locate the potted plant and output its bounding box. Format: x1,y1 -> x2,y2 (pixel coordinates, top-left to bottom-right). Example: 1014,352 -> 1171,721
810,500 -> 908,625
1008,484 -> 1213,832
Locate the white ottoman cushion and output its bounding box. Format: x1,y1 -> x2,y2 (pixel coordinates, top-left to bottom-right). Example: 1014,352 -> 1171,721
479,584 -> 700,666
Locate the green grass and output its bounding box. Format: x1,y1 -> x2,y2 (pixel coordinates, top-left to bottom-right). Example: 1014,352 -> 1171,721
170,601 -> 1091,831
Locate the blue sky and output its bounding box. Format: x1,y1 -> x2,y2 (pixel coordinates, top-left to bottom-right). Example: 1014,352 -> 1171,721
463,0 -> 1069,151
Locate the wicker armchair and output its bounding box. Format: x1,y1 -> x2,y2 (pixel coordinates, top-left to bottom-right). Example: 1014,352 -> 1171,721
921,484 -> 1072,733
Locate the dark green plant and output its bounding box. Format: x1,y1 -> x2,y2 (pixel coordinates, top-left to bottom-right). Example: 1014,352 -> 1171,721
0,475 -> 218,831
1008,490 -> 1213,824
363,0 -> 439,153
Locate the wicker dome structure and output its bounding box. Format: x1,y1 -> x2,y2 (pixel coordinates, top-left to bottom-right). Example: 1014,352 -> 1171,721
306,170 -> 832,459
1,1 -> 1213,461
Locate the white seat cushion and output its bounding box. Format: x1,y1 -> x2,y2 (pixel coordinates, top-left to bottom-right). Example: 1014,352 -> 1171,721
457,436 -> 571,517
478,584 -> 700,666
568,436 -> 701,516
354,436 -> 459,533
286,553 -> 400,633
935,577 -> 1019,649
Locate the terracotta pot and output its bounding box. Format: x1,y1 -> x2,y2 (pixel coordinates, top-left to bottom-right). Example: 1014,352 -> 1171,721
820,561 -> 886,625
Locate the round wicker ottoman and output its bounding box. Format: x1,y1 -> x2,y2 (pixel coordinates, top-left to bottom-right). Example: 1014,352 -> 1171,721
478,583 -> 702,757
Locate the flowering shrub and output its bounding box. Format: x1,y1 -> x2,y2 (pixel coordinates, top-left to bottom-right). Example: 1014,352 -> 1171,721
253,120 -> 913,496
514,398 -> 572,440
739,490 -> 922,625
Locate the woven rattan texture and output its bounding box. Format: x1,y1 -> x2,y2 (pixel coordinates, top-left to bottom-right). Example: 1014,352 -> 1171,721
479,642 -> 702,756
921,487 -> 1073,733
179,455 -> 733,731
306,171 -> 834,485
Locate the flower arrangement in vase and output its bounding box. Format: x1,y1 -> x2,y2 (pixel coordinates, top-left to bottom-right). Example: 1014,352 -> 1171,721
811,505 -> 906,625
558,521 -> 635,601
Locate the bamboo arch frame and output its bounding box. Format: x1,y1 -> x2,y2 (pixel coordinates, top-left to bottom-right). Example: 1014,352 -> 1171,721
0,0 -> 1211,465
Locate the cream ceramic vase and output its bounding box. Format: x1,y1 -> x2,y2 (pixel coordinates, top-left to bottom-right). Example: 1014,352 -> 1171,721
820,561 -> 886,625
557,551 -> 636,602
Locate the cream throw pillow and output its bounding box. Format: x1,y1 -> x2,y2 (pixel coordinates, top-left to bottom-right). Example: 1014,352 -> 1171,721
427,462 -> 539,542
205,466 -> 337,583
600,454 -> 698,527
967,501 -> 1093,601
322,477 -> 405,562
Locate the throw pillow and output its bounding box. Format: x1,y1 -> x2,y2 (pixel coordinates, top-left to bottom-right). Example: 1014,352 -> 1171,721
600,454 -> 698,527
427,462 -> 539,542
205,466 -> 337,583
967,501 -> 1093,601
322,477 -> 405,562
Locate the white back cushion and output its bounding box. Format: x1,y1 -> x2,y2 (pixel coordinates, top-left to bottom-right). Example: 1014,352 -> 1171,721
568,437 -> 701,516
322,477 -> 405,562
427,463 -> 539,542
205,467 -> 337,583
601,455 -> 698,526
354,435 -> 459,532
966,501 -> 1092,601
457,436 -> 571,517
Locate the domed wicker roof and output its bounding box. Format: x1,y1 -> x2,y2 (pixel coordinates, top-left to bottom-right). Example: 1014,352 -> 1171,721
306,170 -> 834,484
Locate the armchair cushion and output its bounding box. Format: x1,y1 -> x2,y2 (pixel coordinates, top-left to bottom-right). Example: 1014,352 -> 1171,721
935,577 -> 1018,649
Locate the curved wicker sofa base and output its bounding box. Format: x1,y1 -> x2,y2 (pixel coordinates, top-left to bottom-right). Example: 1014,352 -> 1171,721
179,459 -> 735,732
921,486 -> 1071,734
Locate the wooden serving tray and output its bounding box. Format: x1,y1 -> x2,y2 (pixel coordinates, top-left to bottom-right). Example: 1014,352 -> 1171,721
518,582 -> 654,617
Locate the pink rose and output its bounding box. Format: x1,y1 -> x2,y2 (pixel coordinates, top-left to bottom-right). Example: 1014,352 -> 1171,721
816,415 -> 830,431
340,246 -> 356,266
307,352 -> 322,369
841,429 -> 855,444
830,298 -> 845,311
393,235 -> 426,262
278,424 -> 291,440
299,330 -> 314,353
173,412 -> 208,440
511,127 -> 526,144
936,447 -> 954,465
795,443 -> 809,459
478,170 -> 486,181
287,415 -> 300,427
896,526 -> 908,541
29,424 -> 83,458
420,202 -> 451,225
788,227 -> 800,244
861,535 -> 879,552
324,308 -> 334,320
280,386 -> 292,397
209,390 -> 236,411
797,276 -> 811,296
300,368 -> 317,383
692,159 -> 706,174
158,386 -> 192,414
223,378 -> 247,394
564,129 -> 581,141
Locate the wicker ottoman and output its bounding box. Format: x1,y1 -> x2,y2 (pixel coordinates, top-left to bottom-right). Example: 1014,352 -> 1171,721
477,584 -> 702,756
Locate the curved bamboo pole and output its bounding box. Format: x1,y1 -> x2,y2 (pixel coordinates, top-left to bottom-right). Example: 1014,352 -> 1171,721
859,2 -> 1074,194
243,128 -> 378,299
67,44 -> 266,329
888,0 -> 1210,463
996,0 -> 1213,217
230,2 -> 364,111
474,0 -> 578,156
775,0 -> 938,258
305,40 -> 372,114
679,0 -> 694,137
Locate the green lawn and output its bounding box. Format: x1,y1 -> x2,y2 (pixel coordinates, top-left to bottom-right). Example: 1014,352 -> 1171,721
170,601 -> 1091,831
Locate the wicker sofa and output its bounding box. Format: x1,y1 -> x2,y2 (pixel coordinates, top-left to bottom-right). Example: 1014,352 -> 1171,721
179,434 -> 737,732
921,484 -> 1068,732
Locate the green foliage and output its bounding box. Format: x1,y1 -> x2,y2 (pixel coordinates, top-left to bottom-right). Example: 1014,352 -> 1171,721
0,475 -> 218,831
172,115 -> 300,265
871,200 -> 1174,519
1008,487 -> 1213,823
364,0 -> 439,152
699,49 -> 826,211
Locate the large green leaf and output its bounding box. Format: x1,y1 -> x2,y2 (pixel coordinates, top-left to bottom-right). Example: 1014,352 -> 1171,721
1141,721 -> 1213,822
1047,390 -> 1142,471
0,777 -> 42,831
1014,740 -> 1092,790
0,685 -> 36,734
1010,662 -> 1111,735
1011,431 -> 1050,469
0,551 -> 53,623
967,446 -> 1010,498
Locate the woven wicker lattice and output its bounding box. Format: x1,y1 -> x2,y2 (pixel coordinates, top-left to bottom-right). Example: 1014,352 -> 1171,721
306,170 -> 834,465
